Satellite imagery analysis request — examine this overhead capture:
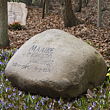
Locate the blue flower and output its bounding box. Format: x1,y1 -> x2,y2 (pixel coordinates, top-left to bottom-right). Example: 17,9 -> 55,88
32,96 -> 35,99
58,99 -> 62,105
0,61 -> 4,65
5,87 -> 11,92
49,102 -> 52,108
0,71 -> 5,75
8,95 -> 12,98
67,103 -> 71,109
13,88 -> 16,92
8,103 -> 14,108
24,105 -> 28,109
18,91 -> 22,96
5,78 -> 9,82
88,106 -> 93,110
92,102 -> 96,107
12,93 -> 16,96
0,100 -> 6,108
0,91 -> 3,94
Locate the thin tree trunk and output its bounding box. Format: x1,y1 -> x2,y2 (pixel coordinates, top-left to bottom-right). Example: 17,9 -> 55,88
75,0 -> 82,12
0,0 -> 9,47
42,0 -> 50,18
45,0 -> 49,14
60,0 -> 80,27
39,0 -> 44,7
82,0 -> 87,7
97,0 -> 102,27
42,0 -> 46,18
26,0 -> 32,5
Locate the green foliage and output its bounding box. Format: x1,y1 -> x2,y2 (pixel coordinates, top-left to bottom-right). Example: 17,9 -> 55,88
0,49 -> 110,110
8,0 -> 21,2
85,40 -> 94,46
8,0 -> 33,5
106,68 -> 110,77
8,22 -> 25,30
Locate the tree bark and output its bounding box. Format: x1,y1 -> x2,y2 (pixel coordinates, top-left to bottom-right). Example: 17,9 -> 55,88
75,0 -> 82,12
42,0 -> 51,18
82,0 -> 89,7
0,0 -> 9,47
42,0 -> 46,18
60,0 -> 80,27
97,0 -> 102,27
45,0 -> 49,14
39,0 -> 44,7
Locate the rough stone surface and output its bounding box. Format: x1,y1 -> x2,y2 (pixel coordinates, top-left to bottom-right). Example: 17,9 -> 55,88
5,29 -> 107,98
8,2 -> 27,25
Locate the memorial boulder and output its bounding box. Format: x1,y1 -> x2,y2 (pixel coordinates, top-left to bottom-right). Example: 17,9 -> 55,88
5,29 -> 107,98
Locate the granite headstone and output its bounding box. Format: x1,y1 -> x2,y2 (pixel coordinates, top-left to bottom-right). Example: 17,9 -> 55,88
8,2 -> 27,25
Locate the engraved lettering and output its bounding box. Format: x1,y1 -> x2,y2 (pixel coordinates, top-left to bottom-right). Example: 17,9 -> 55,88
15,45 -> 55,73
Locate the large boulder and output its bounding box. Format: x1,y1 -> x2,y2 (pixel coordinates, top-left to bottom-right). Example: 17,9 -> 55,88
5,29 -> 107,98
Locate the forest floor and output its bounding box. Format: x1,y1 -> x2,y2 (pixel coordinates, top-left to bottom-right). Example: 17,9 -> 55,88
8,0 -> 110,66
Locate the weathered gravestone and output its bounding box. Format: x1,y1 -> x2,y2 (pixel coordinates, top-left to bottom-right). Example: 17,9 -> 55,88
5,29 -> 107,98
8,2 -> 28,25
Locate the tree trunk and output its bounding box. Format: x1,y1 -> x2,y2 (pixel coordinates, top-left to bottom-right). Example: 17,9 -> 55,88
82,0 -> 89,7
97,0 -> 102,27
75,0 -> 82,12
39,0 -> 44,7
42,0 -> 51,18
60,0 -> 80,27
0,0 -> 9,47
45,0 -> 49,14
42,0 -> 46,18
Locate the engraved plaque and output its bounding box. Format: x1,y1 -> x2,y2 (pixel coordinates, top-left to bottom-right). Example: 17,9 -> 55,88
12,44 -> 55,73
8,2 -> 27,25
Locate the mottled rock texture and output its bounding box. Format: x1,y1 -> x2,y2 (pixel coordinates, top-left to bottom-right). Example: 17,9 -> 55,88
5,29 -> 107,98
